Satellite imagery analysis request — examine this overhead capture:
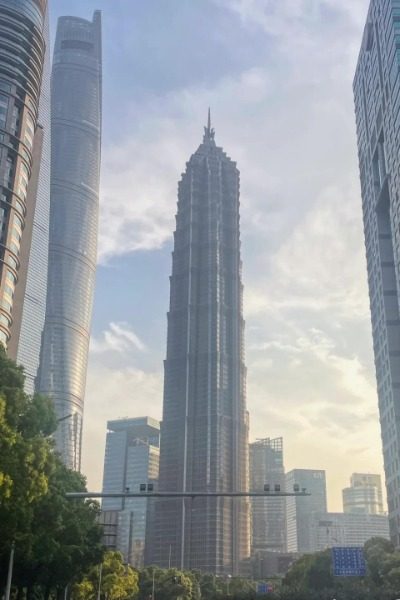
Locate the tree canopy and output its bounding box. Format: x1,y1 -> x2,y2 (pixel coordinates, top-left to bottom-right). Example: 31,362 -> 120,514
0,348 -> 103,599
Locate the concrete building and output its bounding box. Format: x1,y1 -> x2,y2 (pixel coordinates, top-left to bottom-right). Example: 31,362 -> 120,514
101,417 -> 160,568
250,438 -> 286,553
286,469 -> 327,553
343,473 -> 384,515
37,12 -> 102,471
151,114 -> 250,574
354,0 -> 400,546
310,512 -> 390,551
0,0 -> 48,359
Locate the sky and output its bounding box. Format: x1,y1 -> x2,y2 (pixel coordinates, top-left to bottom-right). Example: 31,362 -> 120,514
50,0 -> 377,512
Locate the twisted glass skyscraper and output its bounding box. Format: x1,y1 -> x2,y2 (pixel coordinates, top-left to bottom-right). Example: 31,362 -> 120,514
151,116 -> 250,574
37,12 -> 102,471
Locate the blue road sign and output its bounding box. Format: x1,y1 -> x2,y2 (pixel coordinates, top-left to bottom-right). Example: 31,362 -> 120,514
332,547 -> 366,577
256,583 -> 273,595
256,583 -> 268,594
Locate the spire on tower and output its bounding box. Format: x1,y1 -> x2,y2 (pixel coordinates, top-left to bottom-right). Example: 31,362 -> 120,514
203,107 -> 215,143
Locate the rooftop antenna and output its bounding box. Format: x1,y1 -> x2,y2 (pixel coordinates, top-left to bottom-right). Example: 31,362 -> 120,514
203,107 -> 215,143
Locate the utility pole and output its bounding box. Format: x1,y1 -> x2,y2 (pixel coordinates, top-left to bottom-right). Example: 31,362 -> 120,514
151,568 -> 155,600
5,541 -> 15,600
97,563 -> 103,600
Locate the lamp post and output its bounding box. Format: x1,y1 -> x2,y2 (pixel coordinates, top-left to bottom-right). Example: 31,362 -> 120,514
226,574 -> 232,596
5,541 -> 15,600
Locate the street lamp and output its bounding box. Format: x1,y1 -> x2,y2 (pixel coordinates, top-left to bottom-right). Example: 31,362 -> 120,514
226,574 -> 232,596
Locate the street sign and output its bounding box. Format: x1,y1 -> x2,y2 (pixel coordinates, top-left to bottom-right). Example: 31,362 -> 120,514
332,547 -> 366,577
256,583 -> 268,594
256,583 -> 273,595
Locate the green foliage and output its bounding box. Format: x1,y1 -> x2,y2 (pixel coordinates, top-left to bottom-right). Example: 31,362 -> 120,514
0,346 -> 57,516
281,536 -> 400,599
73,551 -> 139,600
0,348 -> 103,598
138,567 -> 193,600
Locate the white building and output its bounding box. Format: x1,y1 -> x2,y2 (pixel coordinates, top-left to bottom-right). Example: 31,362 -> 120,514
310,512 -> 389,551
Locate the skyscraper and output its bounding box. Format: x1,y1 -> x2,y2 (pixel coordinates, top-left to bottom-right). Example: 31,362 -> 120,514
250,438 -> 286,554
286,469 -> 327,553
342,473 -> 384,516
152,114 -> 250,574
0,0 -> 47,356
354,0 -> 400,545
8,0 -> 51,394
101,417 -> 160,568
37,12 -> 102,471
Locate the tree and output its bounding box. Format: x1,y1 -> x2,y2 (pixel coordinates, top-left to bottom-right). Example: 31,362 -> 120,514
138,567 -> 192,600
0,346 -> 58,592
73,552 -> 139,600
0,348 -> 104,599
14,463 -> 104,598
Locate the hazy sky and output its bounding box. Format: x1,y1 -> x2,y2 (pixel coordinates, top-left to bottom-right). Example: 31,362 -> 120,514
50,0 -> 377,511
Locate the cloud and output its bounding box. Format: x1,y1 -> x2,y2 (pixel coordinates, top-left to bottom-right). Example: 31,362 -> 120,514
80,0 -> 383,510
81,360 -> 163,491
90,322 -> 147,354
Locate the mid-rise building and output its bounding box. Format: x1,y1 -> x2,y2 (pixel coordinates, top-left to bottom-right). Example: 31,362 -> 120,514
151,114 -> 250,574
310,512 -> 390,551
101,417 -> 160,568
36,12 -> 102,470
250,437 -> 286,553
354,0 -> 400,546
0,0 -> 48,359
286,469 -> 327,553
343,473 -> 384,515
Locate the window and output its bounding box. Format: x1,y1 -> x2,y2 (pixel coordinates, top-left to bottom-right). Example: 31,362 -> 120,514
4,156 -> 13,187
6,254 -> 17,269
18,163 -> 29,200
0,93 -> 8,129
24,114 -> 34,152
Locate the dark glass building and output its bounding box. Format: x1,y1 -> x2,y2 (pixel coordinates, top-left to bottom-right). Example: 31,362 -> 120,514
37,12 -> 102,471
250,437 -> 286,553
354,0 -> 400,545
0,0 -> 48,353
151,115 -> 250,574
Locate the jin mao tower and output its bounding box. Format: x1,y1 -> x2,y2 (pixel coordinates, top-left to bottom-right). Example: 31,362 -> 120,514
153,114 -> 250,574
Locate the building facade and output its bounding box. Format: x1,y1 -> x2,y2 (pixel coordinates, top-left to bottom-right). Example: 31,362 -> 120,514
0,0 -> 47,354
250,437 -> 286,553
286,469 -> 327,553
9,0 -> 51,393
354,0 -> 400,545
310,512 -> 390,552
101,417 -> 160,568
342,473 -> 384,515
36,12 -> 102,470
152,115 -> 250,574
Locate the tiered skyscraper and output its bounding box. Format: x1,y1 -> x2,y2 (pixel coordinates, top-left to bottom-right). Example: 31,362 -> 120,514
151,114 -> 250,574
354,0 -> 400,545
0,0 -> 49,370
37,12 -> 102,471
